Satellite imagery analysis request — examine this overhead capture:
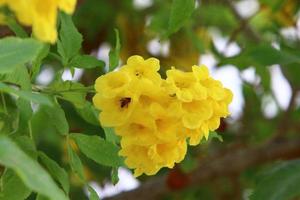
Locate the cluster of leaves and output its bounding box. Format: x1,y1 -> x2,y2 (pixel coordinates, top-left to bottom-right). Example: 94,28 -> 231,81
1,0 -> 300,200
0,11 -> 123,200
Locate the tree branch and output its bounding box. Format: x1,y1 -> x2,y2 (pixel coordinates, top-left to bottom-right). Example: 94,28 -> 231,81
105,138 -> 300,200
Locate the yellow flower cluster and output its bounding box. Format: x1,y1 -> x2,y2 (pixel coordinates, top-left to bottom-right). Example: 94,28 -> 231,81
93,55 -> 233,176
0,0 -> 77,43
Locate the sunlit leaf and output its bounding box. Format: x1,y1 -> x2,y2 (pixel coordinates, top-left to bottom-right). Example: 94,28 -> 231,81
0,82 -> 53,106
70,133 -> 123,167
50,80 -> 87,108
39,152 -> 70,194
88,186 -> 100,200
39,105 -> 69,136
251,160 -> 300,200
0,37 -> 43,73
0,136 -> 68,200
57,13 -> 83,66
0,169 -> 31,200
111,167 -> 119,185
109,29 -> 121,71
70,54 -> 105,69
167,0 -> 195,36
67,142 -> 85,181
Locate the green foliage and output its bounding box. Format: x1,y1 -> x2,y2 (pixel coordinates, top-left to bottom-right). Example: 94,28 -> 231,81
70,133 -> 123,167
251,160 -> 300,200
31,44 -> 50,80
75,102 -> 99,125
0,169 -> 31,200
168,0 -> 195,36
57,13 -> 83,66
50,80 -> 87,108
88,186 -> 101,200
38,152 -> 70,194
6,17 -> 28,38
103,127 -> 119,144
70,55 -> 105,69
0,82 -> 53,106
67,142 -> 85,181
111,167 -> 119,185
109,29 -> 121,71
0,136 -> 67,200
37,105 -> 69,136
0,37 -> 43,73
1,1 -> 300,199
220,44 -> 300,69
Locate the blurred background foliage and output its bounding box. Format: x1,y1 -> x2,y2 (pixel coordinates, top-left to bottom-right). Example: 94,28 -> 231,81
1,0 -> 300,200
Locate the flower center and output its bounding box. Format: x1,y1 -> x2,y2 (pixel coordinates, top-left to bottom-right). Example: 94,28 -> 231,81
120,97 -> 131,108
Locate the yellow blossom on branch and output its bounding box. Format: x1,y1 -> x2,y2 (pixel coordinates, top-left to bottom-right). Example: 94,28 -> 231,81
0,0 -> 77,43
93,55 -> 233,176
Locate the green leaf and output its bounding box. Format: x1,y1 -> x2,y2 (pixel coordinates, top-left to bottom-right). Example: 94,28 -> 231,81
0,136 -> 68,200
13,135 -> 37,159
180,153 -> 197,173
198,4 -> 237,31
88,186 -> 100,200
251,160 -> 300,200
108,29 -> 121,71
57,13 -> 83,66
70,55 -> 105,69
50,80 -> 87,108
167,0 -> 195,36
220,44 -> 300,69
0,66 -> 31,90
0,169 -> 31,200
76,102 -> 99,125
208,131 -> 223,142
17,91 -> 53,106
111,167 -> 119,185
31,44 -> 50,80
0,82 -> 53,106
38,152 -> 70,194
67,142 -> 85,181
40,105 -> 69,136
199,131 -> 223,144
36,195 -> 49,200
6,17 -> 28,38
103,127 -> 119,144
70,133 -> 123,167
16,98 -> 33,123
0,37 -> 43,73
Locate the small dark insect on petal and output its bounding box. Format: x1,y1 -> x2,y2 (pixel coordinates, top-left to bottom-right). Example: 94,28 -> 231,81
120,97 -> 131,108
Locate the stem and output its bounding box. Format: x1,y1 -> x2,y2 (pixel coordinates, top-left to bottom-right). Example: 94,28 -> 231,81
28,120 -> 33,140
1,93 -> 7,114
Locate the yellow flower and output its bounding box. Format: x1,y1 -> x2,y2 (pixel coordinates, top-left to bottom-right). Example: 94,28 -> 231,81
93,92 -> 137,127
93,55 -> 233,176
94,70 -> 131,98
166,67 -> 207,102
58,0 -> 77,14
149,102 -> 183,142
115,108 -> 158,146
0,0 -> 77,43
192,65 -> 210,81
120,55 -> 162,84
181,100 -> 213,129
119,139 -> 187,177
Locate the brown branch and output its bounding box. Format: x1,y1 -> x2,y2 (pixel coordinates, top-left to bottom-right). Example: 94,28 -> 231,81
105,138 -> 300,200
224,0 -> 261,43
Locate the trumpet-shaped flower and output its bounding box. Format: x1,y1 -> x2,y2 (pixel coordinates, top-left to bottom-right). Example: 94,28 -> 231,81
93,56 -> 233,176
166,67 -> 207,102
0,0 -> 77,43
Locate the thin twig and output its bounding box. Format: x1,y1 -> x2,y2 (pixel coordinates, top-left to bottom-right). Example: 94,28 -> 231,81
105,138 -> 300,200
